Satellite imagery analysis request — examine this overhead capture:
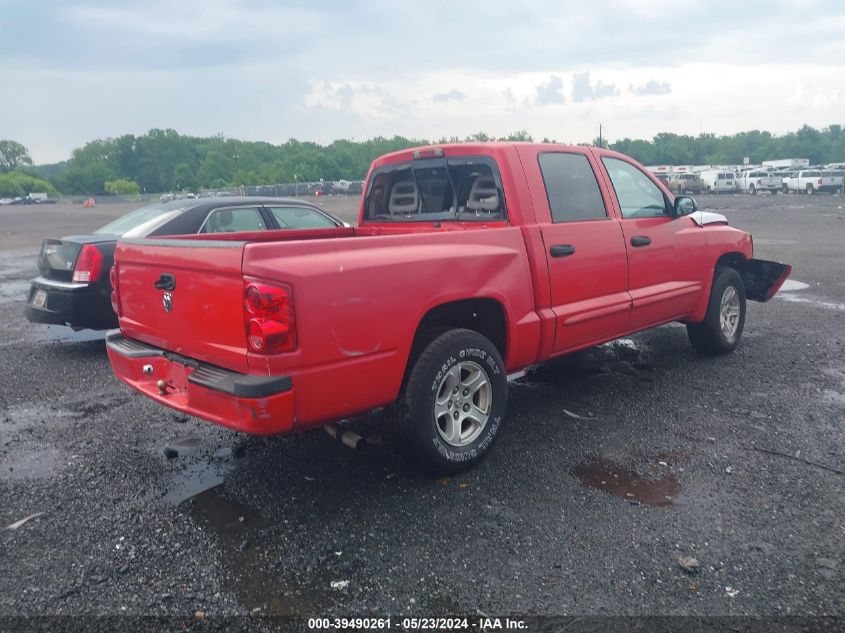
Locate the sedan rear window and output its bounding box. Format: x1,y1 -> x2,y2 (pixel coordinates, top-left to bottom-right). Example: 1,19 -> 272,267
94,203 -> 186,238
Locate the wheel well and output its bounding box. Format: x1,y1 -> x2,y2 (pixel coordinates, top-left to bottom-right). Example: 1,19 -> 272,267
410,298 -> 507,362
715,252 -> 747,275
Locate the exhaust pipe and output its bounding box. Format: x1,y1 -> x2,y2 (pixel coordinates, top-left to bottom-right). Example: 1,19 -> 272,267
324,422 -> 368,450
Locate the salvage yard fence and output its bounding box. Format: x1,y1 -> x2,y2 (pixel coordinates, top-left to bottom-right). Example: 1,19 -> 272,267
64,180 -> 365,205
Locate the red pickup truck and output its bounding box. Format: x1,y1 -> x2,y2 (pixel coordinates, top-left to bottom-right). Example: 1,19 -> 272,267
107,143 -> 791,474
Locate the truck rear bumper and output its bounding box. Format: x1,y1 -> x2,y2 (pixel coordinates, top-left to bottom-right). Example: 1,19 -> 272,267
106,330 -> 294,434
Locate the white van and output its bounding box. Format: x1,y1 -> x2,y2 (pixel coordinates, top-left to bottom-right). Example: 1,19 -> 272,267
698,170 -> 738,193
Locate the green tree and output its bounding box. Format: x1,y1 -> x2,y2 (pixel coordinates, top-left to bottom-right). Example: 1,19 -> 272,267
196,150 -> 234,188
501,130 -> 533,142
59,162 -> 116,194
0,140 -> 33,173
0,172 -> 59,197
104,179 -> 141,195
172,162 -> 195,190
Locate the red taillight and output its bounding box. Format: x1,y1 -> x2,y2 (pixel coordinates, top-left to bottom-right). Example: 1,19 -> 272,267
109,264 -> 121,317
72,244 -> 103,283
818,178 -> 823,185
244,280 -> 296,354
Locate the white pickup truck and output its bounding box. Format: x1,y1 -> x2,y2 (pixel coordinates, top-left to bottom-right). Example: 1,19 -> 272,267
782,169 -> 840,194
737,170 -> 780,195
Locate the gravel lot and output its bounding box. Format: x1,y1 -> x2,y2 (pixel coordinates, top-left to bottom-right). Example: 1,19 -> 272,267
0,193 -> 843,619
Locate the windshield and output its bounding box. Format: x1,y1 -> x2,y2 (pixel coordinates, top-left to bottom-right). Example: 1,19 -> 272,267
363,156 -> 506,222
94,203 -> 186,237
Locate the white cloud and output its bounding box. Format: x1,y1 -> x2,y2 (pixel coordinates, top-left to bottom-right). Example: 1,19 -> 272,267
535,76 -> 565,105
2,1 -> 845,161
571,72 -> 619,102
630,80 -> 672,96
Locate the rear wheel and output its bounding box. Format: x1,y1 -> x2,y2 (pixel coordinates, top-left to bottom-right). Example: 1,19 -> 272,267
782,183 -> 789,193
749,184 -> 756,195
687,267 -> 746,355
388,329 -> 508,474
806,184 -> 814,195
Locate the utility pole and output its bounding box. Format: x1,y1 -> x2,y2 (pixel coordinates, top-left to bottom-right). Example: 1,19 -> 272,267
233,144 -> 240,194
598,124 -> 602,148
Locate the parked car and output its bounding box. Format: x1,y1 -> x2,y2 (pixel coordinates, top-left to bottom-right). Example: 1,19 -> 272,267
737,169 -> 781,195
106,143 -> 791,474
24,197 -> 347,331
782,169 -> 840,194
668,173 -> 704,194
698,169 -> 738,193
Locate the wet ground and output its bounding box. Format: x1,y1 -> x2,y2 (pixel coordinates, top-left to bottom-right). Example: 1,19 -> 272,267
0,193 -> 843,617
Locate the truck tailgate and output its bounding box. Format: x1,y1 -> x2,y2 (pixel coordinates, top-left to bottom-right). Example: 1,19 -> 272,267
115,238 -> 249,373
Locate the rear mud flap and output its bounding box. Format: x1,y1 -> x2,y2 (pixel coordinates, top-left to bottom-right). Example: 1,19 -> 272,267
742,258 -> 792,302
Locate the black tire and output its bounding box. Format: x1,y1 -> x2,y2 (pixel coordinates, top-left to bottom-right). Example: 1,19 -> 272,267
388,328 -> 508,475
782,183 -> 789,193
806,184 -> 814,195
687,267 -> 746,356
771,188 -> 778,195
750,184 -> 756,195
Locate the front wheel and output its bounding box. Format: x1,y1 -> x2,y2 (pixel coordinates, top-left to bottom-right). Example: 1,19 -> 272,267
389,329 -> 508,474
687,267 -> 746,355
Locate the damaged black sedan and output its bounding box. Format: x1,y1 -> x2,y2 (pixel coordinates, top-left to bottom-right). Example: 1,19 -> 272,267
24,197 -> 347,330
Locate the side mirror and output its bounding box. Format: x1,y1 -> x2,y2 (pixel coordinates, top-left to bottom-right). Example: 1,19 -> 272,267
674,196 -> 697,217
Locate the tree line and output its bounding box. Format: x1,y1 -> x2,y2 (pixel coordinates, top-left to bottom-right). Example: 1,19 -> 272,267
1,124 -> 843,197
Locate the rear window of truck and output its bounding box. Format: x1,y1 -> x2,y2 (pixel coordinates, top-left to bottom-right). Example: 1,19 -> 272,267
363,156 -> 506,222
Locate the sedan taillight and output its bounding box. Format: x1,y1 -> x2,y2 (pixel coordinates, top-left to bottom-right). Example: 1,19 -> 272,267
72,244 -> 103,283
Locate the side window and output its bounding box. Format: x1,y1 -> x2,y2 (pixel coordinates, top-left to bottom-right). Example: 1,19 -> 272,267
200,207 -> 267,233
538,153 -> 607,222
602,158 -> 668,219
267,206 -> 337,229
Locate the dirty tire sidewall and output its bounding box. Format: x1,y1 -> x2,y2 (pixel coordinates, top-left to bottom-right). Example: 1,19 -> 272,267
396,329 -> 507,475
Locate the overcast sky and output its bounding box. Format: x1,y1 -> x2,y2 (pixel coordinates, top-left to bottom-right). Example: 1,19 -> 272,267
2,0 -> 844,163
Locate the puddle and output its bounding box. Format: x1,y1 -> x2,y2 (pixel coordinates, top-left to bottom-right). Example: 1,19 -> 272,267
821,389 -> 845,407
0,279 -> 32,303
164,454 -> 232,505
774,279 -> 845,310
165,436 -> 202,456
779,280 -> 809,292
1,404 -> 83,441
189,486 -> 333,614
1,447 -> 61,481
571,457 -> 682,507
777,295 -> 845,311
0,250 -> 38,279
